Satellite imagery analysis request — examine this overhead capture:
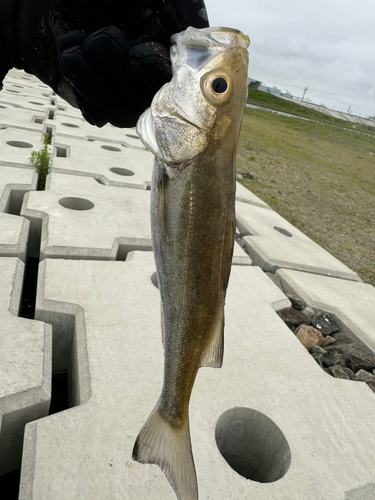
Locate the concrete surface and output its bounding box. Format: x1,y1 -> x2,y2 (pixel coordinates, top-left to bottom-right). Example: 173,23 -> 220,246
235,181 -> 271,209
19,253 -> 375,500
45,112 -> 146,148
0,165 -> 37,213
0,214 -> 29,261
50,135 -> 154,189
21,173 -> 153,260
277,268 -> 375,353
0,106 -> 46,132
236,200 -> 361,281
0,257 -> 51,475
0,94 -> 52,113
0,128 -> 45,165
1,68 -> 375,500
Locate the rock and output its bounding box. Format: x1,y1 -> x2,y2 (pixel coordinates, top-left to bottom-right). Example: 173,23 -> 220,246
236,173 -> 243,180
367,382 -> 375,394
346,355 -> 375,373
242,172 -> 257,180
286,293 -> 305,310
328,365 -> 354,380
323,351 -> 346,368
295,324 -> 324,352
278,308 -> 311,328
312,345 -> 327,355
325,333 -> 375,373
321,336 -> 336,348
302,306 -> 315,319
311,352 -> 324,368
353,369 -> 375,382
311,313 -> 340,336
373,369 -> 375,376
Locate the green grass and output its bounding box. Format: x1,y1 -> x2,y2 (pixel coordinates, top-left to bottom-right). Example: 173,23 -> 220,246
237,107 -> 375,286
247,88 -> 375,135
29,133 -> 51,190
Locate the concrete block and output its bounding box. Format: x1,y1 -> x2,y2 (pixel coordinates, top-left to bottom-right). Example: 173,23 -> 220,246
276,268 -> 375,353
5,70 -> 43,85
19,252 -> 375,500
0,105 -> 46,131
0,214 -> 29,261
0,128 -> 45,166
0,164 -> 38,214
46,111 -> 146,149
235,182 -> 271,209
21,173 -> 152,260
232,239 -> 252,265
236,200 -> 361,281
1,76 -> 50,93
0,257 -> 51,475
50,135 -> 154,189
46,113 -> 145,149
1,83 -> 53,99
0,93 -> 51,112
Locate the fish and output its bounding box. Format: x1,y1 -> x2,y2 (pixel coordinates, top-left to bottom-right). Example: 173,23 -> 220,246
132,26 -> 249,500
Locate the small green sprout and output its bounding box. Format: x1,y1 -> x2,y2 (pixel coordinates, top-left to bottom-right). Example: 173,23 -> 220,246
29,133 -> 51,190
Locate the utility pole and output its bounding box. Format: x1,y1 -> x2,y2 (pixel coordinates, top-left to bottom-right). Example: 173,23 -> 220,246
347,105 -> 351,114
301,86 -> 308,102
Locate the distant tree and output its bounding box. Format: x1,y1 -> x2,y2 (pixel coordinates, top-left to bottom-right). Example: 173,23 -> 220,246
248,80 -> 261,89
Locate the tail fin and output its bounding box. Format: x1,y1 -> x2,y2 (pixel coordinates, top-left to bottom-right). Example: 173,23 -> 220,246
132,401 -> 198,500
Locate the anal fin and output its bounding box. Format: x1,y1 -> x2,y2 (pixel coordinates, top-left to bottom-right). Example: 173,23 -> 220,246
200,305 -> 224,368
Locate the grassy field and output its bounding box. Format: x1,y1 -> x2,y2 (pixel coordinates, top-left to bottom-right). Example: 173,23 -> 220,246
247,88 -> 375,136
237,105 -> 375,286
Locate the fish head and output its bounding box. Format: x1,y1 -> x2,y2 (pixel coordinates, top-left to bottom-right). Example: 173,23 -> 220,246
137,27 -> 250,165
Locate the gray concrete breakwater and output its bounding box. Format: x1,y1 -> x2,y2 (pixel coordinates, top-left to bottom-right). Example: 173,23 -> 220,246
1,70 -> 375,500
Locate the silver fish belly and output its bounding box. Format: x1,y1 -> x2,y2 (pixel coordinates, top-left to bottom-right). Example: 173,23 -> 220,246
133,26 -> 249,500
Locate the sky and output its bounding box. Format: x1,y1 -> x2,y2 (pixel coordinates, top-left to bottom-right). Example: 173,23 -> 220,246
204,0 -> 375,118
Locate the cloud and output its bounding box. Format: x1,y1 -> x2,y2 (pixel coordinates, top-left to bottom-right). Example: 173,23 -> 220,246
204,0 -> 375,117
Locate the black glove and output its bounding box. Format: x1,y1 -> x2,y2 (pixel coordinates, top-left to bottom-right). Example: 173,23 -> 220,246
58,27 -> 172,127
0,0 -> 209,128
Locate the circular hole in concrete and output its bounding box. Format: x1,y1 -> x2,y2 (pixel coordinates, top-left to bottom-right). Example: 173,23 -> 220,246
150,272 -> 159,289
6,140 -> 33,148
58,197 -> 94,211
29,101 -> 44,106
215,407 -> 291,483
125,134 -> 140,140
61,122 -> 80,128
101,145 -> 121,152
273,226 -> 293,238
109,167 -> 134,177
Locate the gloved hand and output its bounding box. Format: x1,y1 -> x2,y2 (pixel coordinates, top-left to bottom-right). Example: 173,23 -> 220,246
0,0 -> 209,127
57,26 -> 173,128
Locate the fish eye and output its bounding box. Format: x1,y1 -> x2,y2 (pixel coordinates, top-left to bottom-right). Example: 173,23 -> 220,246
202,73 -> 232,104
211,77 -> 228,94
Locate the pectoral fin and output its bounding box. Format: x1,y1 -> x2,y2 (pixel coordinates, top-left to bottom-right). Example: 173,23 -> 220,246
157,171 -> 170,244
161,309 -> 165,348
